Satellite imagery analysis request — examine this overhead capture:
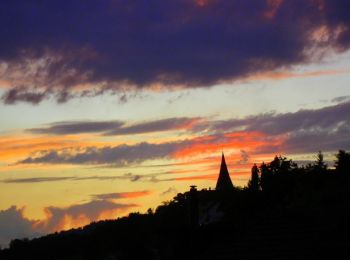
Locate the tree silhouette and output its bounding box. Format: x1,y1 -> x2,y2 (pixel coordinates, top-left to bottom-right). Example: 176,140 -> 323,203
270,155 -> 281,174
335,150 -> 350,175
305,151 -> 328,175
259,162 -> 269,191
315,151 -> 327,170
248,164 -> 260,191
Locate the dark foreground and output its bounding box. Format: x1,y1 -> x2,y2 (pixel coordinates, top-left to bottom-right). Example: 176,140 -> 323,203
1,151 -> 350,259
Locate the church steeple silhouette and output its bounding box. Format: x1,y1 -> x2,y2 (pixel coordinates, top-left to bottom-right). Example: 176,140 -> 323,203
215,153 -> 234,191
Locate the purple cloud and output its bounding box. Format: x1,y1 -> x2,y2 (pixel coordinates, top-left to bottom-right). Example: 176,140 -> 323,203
0,206 -> 41,248
27,117 -> 200,135
28,121 -> 124,135
1,0 -> 350,103
17,141 -> 191,165
203,101 -> 350,136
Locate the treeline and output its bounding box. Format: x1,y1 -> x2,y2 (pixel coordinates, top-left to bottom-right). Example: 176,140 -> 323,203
243,150 -> 350,212
248,150 -> 350,190
1,150 -> 350,259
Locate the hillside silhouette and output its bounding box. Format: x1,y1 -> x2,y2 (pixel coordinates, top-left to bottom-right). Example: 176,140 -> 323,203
1,150 -> 350,259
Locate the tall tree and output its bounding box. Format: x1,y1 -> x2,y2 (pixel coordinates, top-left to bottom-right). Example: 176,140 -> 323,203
259,162 -> 270,191
248,164 -> 260,191
335,150 -> 350,175
316,151 -> 327,171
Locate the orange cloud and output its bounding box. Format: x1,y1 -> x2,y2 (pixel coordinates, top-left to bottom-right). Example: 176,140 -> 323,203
0,134 -> 122,162
167,162 -> 219,174
173,131 -> 267,158
0,135 -> 80,161
168,131 -> 283,181
246,69 -> 349,82
180,117 -> 204,130
95,190 -> 152,200
36,207 -> 134,232
32,200 -> 138,233
49,213 -> 91,232
80,207 -> 137,231
174,169 -> 250,182
175,173 -> 218,181
118,190 -> 151,199
167,157 -> 217,167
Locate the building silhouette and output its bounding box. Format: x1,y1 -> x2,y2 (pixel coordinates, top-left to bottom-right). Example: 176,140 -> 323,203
187,153 -> 234,226
215,153 -> 234,191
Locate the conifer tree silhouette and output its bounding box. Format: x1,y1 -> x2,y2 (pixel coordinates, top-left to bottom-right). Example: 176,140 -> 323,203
259,162 -> 269,191
248,164 -> 260,191
315,151 -> 327,170
335,150 -> 350,175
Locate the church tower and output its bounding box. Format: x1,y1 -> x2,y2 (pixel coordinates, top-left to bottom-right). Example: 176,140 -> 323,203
215,153 -> 234,191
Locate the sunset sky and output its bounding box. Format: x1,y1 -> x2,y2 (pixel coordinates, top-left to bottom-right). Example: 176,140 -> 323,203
1,0 -> 350,247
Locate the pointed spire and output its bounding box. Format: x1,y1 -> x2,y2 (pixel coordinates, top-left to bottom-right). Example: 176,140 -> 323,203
215,153 -> 234,191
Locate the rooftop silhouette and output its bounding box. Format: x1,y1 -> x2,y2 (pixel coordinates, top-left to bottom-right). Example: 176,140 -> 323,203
215,153 -> 234,191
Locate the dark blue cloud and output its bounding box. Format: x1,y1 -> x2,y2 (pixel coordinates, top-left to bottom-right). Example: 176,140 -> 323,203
202,100 -> 350,136
203,101 -> 350,153
1,0 -> 350,103
28,121 -> 124,135
105,117 -> 200,135
0,206 -> 41,248
27,117 -> 199,135
17,141 -> 191,165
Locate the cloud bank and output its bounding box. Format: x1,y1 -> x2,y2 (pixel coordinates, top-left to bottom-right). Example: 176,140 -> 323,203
17,101 -> 350,165
1,0 -> 350,103
204,100 -> 350,153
